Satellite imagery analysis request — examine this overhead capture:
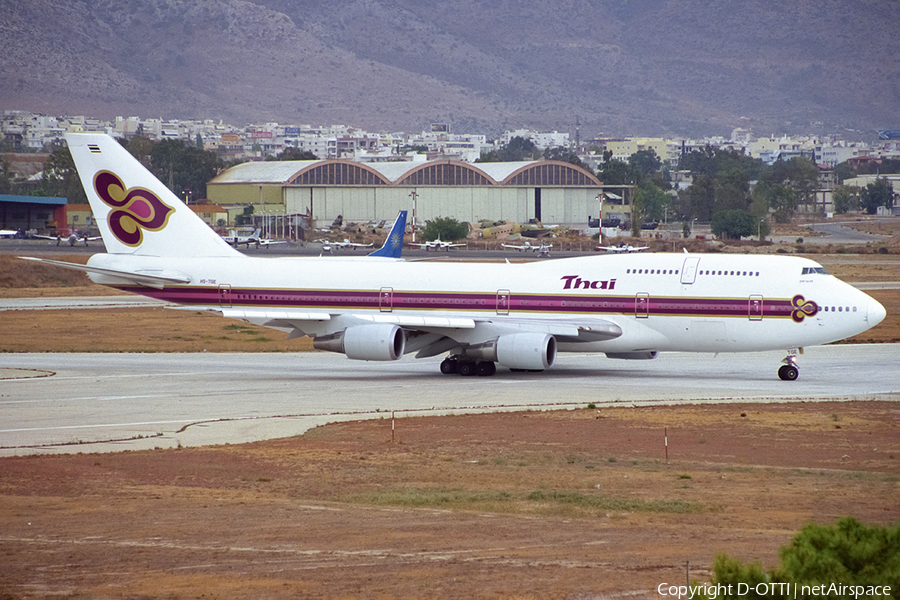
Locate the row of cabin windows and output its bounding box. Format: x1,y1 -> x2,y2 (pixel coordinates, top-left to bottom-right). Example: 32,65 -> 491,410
823,306 -> 856,313
699,270 -> 760,277
624,269 -> 761,277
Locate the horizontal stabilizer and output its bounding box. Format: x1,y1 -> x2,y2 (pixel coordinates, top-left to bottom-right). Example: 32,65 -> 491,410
18,256 -> 190,289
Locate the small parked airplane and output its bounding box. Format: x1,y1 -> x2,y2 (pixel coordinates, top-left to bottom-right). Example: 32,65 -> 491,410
502,241 -> 552,257
599,243 -> 649,253
22,134 -> 886,381
410,239 -> 465,251
0,229 -> 19,238
223,229 -> 288,249
316,238 -> 374,253
34,232 -> 103,246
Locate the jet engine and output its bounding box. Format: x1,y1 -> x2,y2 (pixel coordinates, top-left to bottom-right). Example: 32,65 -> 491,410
313,324 -> 405,361
604,351 -> 659,360
467,333 -> 557,370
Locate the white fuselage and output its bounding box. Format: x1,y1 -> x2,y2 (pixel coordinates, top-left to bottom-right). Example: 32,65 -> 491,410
87,252 -> 883,355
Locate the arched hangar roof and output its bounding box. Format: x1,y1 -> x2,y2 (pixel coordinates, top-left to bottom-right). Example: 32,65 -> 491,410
210,159 -> 600,187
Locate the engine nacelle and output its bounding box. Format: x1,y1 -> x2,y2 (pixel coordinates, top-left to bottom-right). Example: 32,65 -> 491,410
313,324 -> 405,361
472,333 -> 556,370
605,351 -> 659,360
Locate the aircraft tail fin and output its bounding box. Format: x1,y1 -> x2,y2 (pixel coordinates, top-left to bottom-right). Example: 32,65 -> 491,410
64,133 -> 239,258
367,210 -> 407,258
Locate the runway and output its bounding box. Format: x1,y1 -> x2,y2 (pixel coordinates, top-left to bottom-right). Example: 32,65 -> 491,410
1,345 -> 897,456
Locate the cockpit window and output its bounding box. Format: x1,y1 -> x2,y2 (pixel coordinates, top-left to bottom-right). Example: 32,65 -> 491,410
801,267 -> 829,275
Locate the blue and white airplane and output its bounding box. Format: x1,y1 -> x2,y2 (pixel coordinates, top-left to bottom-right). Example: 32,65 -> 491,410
23,134 -> 886,380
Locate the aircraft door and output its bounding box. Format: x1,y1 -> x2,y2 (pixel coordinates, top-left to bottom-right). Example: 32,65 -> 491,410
749,294 -> 763,321
496,289 -> 510,315
635,292 -> 650,318
218,284 -> 232,308
380,287 -> 393,313
680,257 -> 700,284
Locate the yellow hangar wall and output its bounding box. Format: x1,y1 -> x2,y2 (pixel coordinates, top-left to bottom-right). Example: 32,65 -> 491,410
279,186 -> 604,226
207,159 -> 610,228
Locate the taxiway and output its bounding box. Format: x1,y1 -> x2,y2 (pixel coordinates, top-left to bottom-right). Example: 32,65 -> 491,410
1,346 -> 897,455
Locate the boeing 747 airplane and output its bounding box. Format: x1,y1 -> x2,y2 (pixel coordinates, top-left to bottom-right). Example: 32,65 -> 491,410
23,134 -> 886,380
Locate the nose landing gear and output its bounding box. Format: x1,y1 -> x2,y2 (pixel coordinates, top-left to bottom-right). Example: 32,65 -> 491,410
778,355 -> 799,381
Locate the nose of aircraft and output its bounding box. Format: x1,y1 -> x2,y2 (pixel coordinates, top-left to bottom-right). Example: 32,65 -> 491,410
867,297 -> 887,326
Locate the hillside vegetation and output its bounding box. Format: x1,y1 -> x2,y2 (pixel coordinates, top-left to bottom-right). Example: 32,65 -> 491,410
2,0 -> 898,137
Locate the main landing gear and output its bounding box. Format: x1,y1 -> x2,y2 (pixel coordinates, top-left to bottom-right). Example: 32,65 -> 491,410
778,354 -> 799,381
440,356 -> 497,377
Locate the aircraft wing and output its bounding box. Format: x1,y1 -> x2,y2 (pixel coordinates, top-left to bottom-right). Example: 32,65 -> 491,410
219,307 -> 621,356
18,257 -> 191,289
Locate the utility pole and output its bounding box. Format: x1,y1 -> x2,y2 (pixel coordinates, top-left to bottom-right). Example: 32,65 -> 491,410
409,189 -> 418,243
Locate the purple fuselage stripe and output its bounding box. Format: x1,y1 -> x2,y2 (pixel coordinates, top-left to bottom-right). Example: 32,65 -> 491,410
121,286 -> 799,319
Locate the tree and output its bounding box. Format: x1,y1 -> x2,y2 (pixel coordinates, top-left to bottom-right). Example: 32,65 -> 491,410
832,185 -> 858,214
676,173 -> 715,221
832,161 -> 855,184
0,157 -> 13,194
629,186 -> 645,237
769,157 -> 819,210
779,517 -> 900,589
710,209 -> 757,240
638,179 -> 669,222
859,178 -> 895,214
714,167 -> 752,213
149,139 -> 223,200
477,136 -> 539,162
767,183 -> 798,223
628,149 -> 662,177
705,518 -> 900,600
36,142 -> 86,203
679,145 -> 764,182
542,146 -> 589,170
421,216 -> 469,241
269,147 -> 319,161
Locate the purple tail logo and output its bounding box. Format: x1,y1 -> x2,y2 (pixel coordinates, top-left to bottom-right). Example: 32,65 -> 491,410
791,294 -> 819,322
94,171 -> 174,247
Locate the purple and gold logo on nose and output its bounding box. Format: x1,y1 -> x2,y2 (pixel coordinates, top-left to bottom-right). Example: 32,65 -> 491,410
791,294 -> 819,322
94,171 -> 174,247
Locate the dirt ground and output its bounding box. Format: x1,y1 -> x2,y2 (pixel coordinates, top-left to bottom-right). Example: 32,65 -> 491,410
1,402 -> 898,599
1,248 -> 898,598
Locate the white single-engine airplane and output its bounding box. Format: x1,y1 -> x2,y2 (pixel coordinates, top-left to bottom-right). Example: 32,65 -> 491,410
410,239 -> 466,251
502,241 -> 553,257
599,243 -> 649,253
23,134 -> 886,380
223,229 -> 289,249
316,238 -> 375,253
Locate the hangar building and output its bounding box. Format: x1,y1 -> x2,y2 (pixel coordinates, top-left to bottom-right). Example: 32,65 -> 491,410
207,159 -> 627,229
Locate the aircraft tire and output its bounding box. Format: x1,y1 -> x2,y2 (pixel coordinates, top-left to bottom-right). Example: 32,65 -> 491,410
778,365 -> 799,381
476,361 -> 496,376
440,358 -> 458,375
458,361 -> 477,376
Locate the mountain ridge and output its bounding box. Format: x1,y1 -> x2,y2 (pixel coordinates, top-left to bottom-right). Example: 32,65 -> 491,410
1,0 -> 898,139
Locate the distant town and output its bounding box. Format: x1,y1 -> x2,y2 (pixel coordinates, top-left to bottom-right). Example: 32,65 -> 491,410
2,109 -> 898,242
3,109 -> 899,168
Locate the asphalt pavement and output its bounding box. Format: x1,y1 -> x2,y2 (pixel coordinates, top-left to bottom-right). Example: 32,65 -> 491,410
1,346 -> 897,456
